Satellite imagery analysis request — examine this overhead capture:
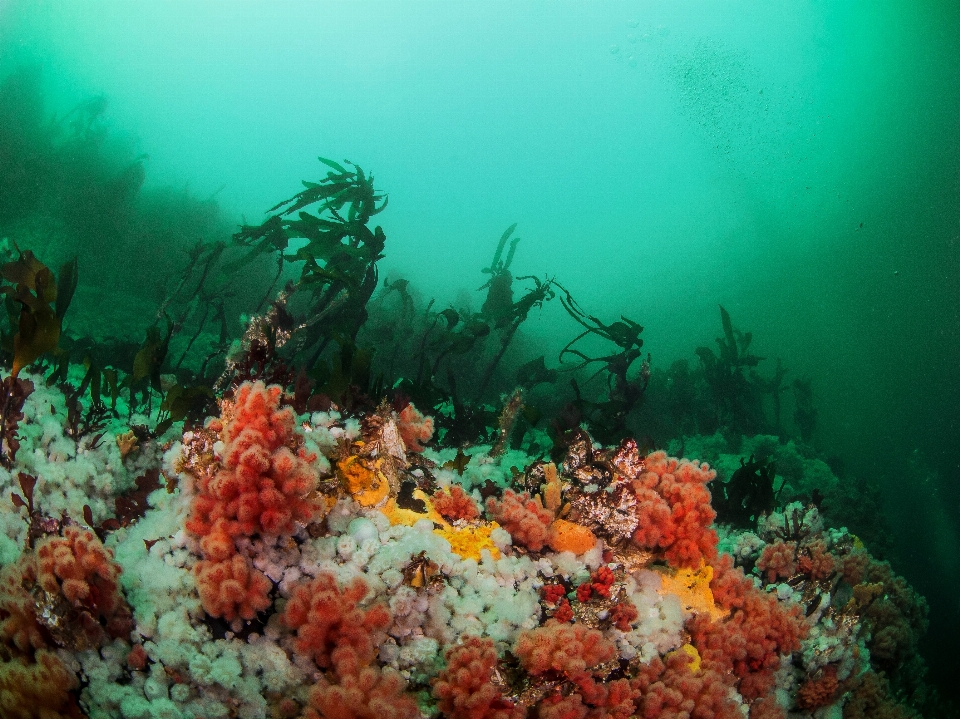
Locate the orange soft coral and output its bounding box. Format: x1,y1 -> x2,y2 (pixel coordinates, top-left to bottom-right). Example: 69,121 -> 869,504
797,539 -> 836,580
186,380 -> 320,543
194,554 -> 273,622
0,649 -> 86,719
432,485 -> 480,522
32,526 -> 132,646
186,381 -> 321,620
0,558 -> 46,654
432,636 -> 524,719
283,572 -> 390,669
796,665 -> 839,711
397,402 -> 434,453
629,451 -> 718,569
486,490 -> 554,551
513,619 -> 616,679
687,555 -> 807,702
632,651 -> 741,719
302,658 -> 420,719
756,541 -> 797,584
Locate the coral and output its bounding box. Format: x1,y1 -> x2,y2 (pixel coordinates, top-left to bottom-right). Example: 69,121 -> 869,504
756,540 -> 797,584
283,572 -> 390,669
35,526 -> 126,624
631,651 -> 741,719
748,696 -> 786,719
186,380 -> 320,544
0,649 -> 85,719
432,636 -> 524,719
0,558 -> 46,654
486,490 -> 554,551
432,485 -> 480,521
547,519 -> 596,555
608,601 -> 639,631
397,402 -> 434,453
552,598 -> 574,623
842,671 -> 920,719
797,539 -> 835,580
514,619 -> 616,679
629,451 -> 718,569
302,650 -> 420,719
194,553 -> 273,622
688,558 -> 807,700
186,381 -> 321,620
796,664 -> 839,711
575,566 -> 615,603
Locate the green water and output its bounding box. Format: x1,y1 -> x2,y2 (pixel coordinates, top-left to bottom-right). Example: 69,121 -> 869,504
1,0 -> 958,704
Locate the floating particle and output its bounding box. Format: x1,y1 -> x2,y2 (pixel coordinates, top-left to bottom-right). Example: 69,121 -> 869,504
610,44 -> 620,54
627,19 -> 639,28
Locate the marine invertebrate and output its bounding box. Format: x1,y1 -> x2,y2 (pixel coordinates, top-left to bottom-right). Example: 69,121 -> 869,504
186,380 -> 320,542
397,401 -> 433,453
432,484 -> 480,521
194,553 -> 273,622
514,619 -> 617,679
687,554 -> 807,701
632,650 -> 741,719
302,650 -> 420,719
283,572 -> 390,670
796,664 -> 839,711
629,450 -> 718,569
486,489 -> 554,552
35,525 -> 132,645
432,636 -> 523,719
186,380 -> 321,619
0,649 -> 85,719
756,540 -> 797,584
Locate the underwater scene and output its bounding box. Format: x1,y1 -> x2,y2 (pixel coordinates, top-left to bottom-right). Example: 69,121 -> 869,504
0,1 -> 958,717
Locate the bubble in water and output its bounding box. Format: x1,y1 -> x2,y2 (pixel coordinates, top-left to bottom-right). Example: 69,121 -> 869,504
628,55 -> 638,68
627,19 -> 639,28
610,44 -> 620,54
657,25 -> 670,38
627,33 -> 637,43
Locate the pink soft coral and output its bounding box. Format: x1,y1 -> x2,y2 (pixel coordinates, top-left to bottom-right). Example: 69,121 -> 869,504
397,402 -> 434,452
433,485 -> 480,522
187,381 -> 320,543
302,647 -> 420,719
194,554 -> 272,622
629,451 -> 718,569
514,619 -> 616,679
432,636 -> 524,719
687,554 -> 807,701
486,490 -> 554,551
283,572 -> 390,669
756,541 -> 797,584
632,651 -> 741,719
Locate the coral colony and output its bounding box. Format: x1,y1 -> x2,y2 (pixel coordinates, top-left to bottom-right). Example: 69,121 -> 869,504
0,379 -> 928,719
0,156 -> 930,719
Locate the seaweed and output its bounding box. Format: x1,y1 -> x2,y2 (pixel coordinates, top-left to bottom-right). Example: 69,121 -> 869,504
713,454 -> 781,528
555,284 -> 649,444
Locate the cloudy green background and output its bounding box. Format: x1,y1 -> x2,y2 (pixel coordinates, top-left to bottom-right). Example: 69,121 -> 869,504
2,0 -> 958,693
